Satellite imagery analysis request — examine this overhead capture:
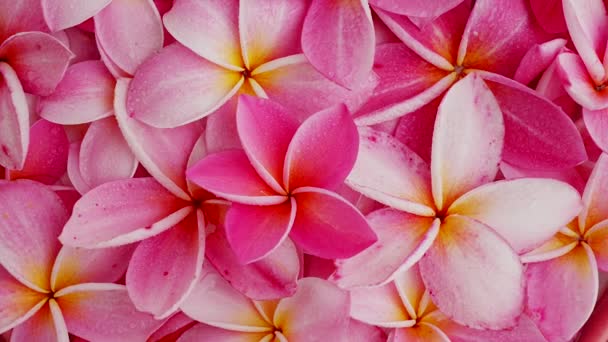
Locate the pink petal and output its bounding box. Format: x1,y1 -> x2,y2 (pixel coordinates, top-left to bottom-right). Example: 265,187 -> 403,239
94,0 -> 164,75
225,199 -> 296,264
0,0 -> 48,41
0,62 -> 29,170
253,54 -> 375,120
236,95 -> 299,193
115,78 -> 204,200
332,209 -> 439,288
127,211 -> 205,318
38,61 -> 115,125
346,126 -> 435,216
448,178 -> 582,253
147,312 -> 195,342
529,0 -> 567,34
419,215 -> 524,329
56,283 -> 163,341
239,0 -> 307,70
349,280 -> 414,327
59,178 -> 192,248
127,43 -> 242,128
391,324 -> 450,342
393,98 -> 440,163
187,150 -> 286,205
435,314 -> 546,342
50,244 -> 136,291
163,0 -> 243,70
514,38 -> 567,85
290,187 -> 377,259
0,267 -> 47,333
431,73 -> 504,211
562,0 -> 608,84
0,180 -> 68,292
41,0 -> 110,31
586,220 -> 608,271
347,319 -> 388,342
370,0 -> 463,18
61,27 -> 101,64
8,119 -> 68,184
205,209 -> 299,300
284,104 -> 358,191
66,143 -> 91,194
583,108 -> 608,153
557,52 -> 608,110
0,32 -> 72,96
180,264 -> 271,331
499,161 -> 587,194
205,99 -> 242,154
10,300 -> 69,342
301,0 -> 374,87
274,278 -> 350,341
580,153 -> 608,230
525,244 -> 598,341
178,324 -> 266,342
458,0 -> 546,77
480,71 -> 588,170
578,283 -> 608,342
79,117 -> 137,190
352,42 -> 454,126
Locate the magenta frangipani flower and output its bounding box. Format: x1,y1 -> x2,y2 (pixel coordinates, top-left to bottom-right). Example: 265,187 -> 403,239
177,264 -> 352,342
0,180 -> 162,341
355,0 -> 586,170
333,74 -> 582,329
520,153 -> 608,341
349,265 -> 546,341
187,95 -> 377,263
0,0 -> 72,170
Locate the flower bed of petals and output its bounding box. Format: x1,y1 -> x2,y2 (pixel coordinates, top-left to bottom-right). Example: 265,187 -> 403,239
2,0 -> 608,341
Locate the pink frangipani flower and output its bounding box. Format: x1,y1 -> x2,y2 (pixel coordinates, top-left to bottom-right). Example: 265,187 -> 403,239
187,95 -> 377,264
333,74 -> 582,329
0,180 -> 161,341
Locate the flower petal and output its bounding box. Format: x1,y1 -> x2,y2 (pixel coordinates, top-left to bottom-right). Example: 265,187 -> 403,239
448,178 -> 582,253
41,0 -> 110,31
274,278 -> 350,341
56,283 -> 163,341
127,43 -> 242,128
0,0 -> 47,41
8,119 -> 69,185
10,299 -> 69,342
393,98 -> 441,163
302,0 -> 374,87
370,0 -> 463,18
187,150 -> 286,205
236,95 -> 299,193
480,71 -> 588,170
580,153 -> 608,230
419,215 -> 524,329
290,187 -> 377,259
350,280 -> 415,327
529,0 -> 567,34
284,104 -> 358,191
38,60 -> 115,125
578,282 -> 608,342
514,38 -> 567,85
0,32 -> 72,96
59,177 -> 192,248
0,62 -> 29,170
79,117 -> 137,190
127,211 -> 205,319
346,127 -> 435,216
525,244 -> 598,342
225,199 -> 296,264
179,324 -> 266,342
0,180 -> 68,292
434,314 -> 546,342
0,267 -> 47,334
332,209 -> 439,288
94,0 -> 164,75
391,324 -> 450,342
163,0 -> 243,70
586,220 -> 608,271
557,52 -> 608,110
583,108 -> 608,153
180,264 -> 271,332
431,73 -> 504,211
562,0 -> 608,84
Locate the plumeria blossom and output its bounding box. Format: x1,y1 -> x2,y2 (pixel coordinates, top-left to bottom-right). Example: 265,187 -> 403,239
0,180 -> 162,341
0,0 -> 72,169
350,265 -> 546,341
127,0 -> 375,129
333,74 -> 582,329
187,95 -> 377,264
520,153 -> 608,341
355,0 -> 587,170
177,264 -> 353,342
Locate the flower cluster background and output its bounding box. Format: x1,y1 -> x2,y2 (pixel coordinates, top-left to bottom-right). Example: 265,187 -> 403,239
1,0 -> 608,341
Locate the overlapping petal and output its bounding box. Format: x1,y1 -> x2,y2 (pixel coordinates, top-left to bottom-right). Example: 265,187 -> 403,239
0,62 -> 29,170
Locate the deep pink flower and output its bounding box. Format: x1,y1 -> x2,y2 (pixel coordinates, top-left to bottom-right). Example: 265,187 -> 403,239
332,74 -> 582,329
187,95 -> 377,263
0,180 -> 161,341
